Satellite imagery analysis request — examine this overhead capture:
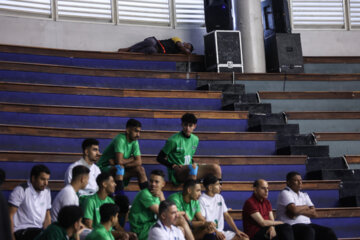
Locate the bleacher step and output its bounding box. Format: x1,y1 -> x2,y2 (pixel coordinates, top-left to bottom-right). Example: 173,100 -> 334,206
277,145 -> 329,157
197,83 -> 245,94
223,103 -> 272,114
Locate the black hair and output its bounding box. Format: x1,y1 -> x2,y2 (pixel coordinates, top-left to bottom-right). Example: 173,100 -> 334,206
114,194 -> 130,214
0,168 -> 5,186
286,171 -> 301,182
203,174 -> 219,189
96,172 -> 112,188
82,138 -> 99,154
182,179 -> 200,194
159,200 -> 176,216
253,179 -> 260,188
126,119 -> 142,129
100,203 -> 119,223
188,43 -> 194,52
150,169 -> 165,179
181,113 -> 197,125
30,164 -> 50,179
58,205 -> 83,229
72,165 -> 90,181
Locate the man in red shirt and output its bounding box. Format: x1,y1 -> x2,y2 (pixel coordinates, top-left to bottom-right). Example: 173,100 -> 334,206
242,179 -> 294,240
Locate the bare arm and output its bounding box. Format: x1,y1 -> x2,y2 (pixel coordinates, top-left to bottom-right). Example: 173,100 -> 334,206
114,152 -> 141,167
8,206 -> 17,240
149,204 -> 160,215
43,210 -> 51,229
250,212 -> 283,227
176,42 -> 192,55
286,204 -> 317,219
192,211 -> 216,230
224,212 -> 249,238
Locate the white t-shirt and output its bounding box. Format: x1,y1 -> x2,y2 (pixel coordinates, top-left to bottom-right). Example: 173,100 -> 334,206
64,158 -> 101,196
199,193 -> 228,231
51,184 -> 79,222
148,220 -> 185,240
276,186 -> 314,225
8,181 -> 51,232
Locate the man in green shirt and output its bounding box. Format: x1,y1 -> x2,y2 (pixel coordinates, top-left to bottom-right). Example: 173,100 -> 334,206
128,170 -> 166,240
168,179 -> 216,240
97,119 -> 148,193
85,203 -> 119,240
82,172 -> 134,240
35,205 -> 83,240
157,113 -> 222,185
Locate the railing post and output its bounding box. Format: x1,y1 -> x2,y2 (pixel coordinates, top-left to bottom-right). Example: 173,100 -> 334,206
112,0 -> 119,25
344,0 -> 351,30
51,0 -> 58,21
169,0 -> 176,29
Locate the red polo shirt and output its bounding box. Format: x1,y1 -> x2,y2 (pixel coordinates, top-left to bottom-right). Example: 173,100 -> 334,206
242,193 -> 273,238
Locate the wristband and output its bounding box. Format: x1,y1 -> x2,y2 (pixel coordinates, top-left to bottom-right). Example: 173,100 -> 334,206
115,165 -> 125,176
188,164 -> 198,176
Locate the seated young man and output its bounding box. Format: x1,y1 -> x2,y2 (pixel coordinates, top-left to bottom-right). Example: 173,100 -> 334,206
82,172 -> 134,240
97,119 -> 148,193
242,179 -> 294,240
51,165 -> 90,222
118,36 -> 193,55
85,203 -> 119,240
128,169 -> 166,240
148,200 -> 186,240
65,138 -> 101,198
168,179 -> 216,240
8,164 -> 52,240
199,174 -> 249,240
35,205 -> 84,240
276,172 -> 337,240
157,113 -> 221,185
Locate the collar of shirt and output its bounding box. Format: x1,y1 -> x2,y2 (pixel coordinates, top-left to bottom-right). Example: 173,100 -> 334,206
79,157 -> 92,168
157,219 -> 175,233
27,180 -> 42,198
285,186 -> 300,196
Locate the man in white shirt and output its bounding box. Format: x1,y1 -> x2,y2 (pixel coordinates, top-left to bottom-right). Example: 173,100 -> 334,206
276,171 -> 337,240
65,138 -> 101,198
148,200 -> 186,240
51,165 -> 90,222
8,164 -> 52,240
199,174 -> 249,240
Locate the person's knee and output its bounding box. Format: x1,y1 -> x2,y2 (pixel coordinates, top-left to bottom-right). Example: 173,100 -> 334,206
323,227 -> 337,240
212,164 -> 222,177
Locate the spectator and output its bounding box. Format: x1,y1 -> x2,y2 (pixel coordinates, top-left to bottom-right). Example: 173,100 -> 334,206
0,168 -> 12,240
168,179 -> 214,240
51,165 -> 90,222
65,138 -> 101,200
148,200 -> 186,240
82,172 -> 133,239
8,164 -> 52,240
276,172 -> 337,240
118,37 -> 193,55
157,113 -> 221,185
97,119 -> 148,194
199,174 -> 249,240
35,205 -> 84,240
128,169 -> 166,240
242,179 -> 294,240
85,203 -> 119,240
82,172 -> 116,229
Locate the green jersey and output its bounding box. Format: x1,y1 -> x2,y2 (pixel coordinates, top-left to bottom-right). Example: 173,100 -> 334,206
85,224 -> 114,240
168,192 -> 200,221
97,133 -> 141,171
162,131 -> 199,184
129,188 -> 160,240
83,193 -> 115,229
34,222 -> 71,240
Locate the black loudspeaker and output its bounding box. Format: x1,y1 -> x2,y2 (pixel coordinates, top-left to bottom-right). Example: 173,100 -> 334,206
204,0 -> 233,33
264,33 -> 304,73
204,30 -> 243,72
262,0 -> 291,38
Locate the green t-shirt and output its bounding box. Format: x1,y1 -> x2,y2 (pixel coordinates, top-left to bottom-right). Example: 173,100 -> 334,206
34,222 -> 71,240
162,131 -> 199,184
85,224 -> 114,240
128,188 -> 160,240
168,192 -> 200,221
83,193 -> 115,229
97,133 -> 141,171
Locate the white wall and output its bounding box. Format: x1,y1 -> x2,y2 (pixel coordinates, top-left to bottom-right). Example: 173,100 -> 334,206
0,14 -> 360,56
